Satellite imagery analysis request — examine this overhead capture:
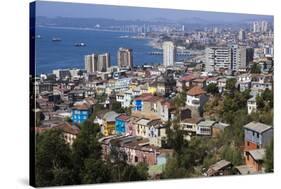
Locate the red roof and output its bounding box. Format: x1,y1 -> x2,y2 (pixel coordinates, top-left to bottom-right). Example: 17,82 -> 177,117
187,86 -> 206,96
180,75 -> 196,82
35,122 -> 80,135
207,77 -> 218,81
73,102 -> 91,110
116,114 -> 130,121
161,100 -> 174,109
134,93 -> 163,102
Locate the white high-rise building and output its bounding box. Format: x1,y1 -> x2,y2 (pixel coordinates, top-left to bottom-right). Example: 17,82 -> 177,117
205,46 -> 253,72
85,53 -> 110,73
252,21 -> 268,33
261,21 -> 268,32
239,29 -> 246,41
98,53 -> 111,72
253,22 -> 260,33
205,47 -> 231,72
162,41 -> 176,67
84,55 -> 92,73
117,48 -> 133,70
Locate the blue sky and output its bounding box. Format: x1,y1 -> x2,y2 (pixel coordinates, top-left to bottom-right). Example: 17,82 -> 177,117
35,1 -> 273,23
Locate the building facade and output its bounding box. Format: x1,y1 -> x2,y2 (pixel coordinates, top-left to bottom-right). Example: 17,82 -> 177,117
244,121 -> 273,151
162,41 -> 176,67
71,102 -> 92,124
205,46 -> 253,72
117,48 -> 133,69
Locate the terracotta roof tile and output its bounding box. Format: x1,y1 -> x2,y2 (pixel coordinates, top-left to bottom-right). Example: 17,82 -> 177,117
180,75 -> 196,82
116,114 -> 130,121
134,93 -> 163,102
187,86 -> 206,96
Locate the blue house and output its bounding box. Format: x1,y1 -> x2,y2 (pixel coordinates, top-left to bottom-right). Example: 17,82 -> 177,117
72,102 -> 92,124
133,94 -> 155,111
134,99 -> 143,111
115,114 -> 130,135
243,121 -> 273,151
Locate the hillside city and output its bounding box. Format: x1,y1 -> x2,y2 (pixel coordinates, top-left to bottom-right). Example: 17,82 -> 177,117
32,20 -> 274,186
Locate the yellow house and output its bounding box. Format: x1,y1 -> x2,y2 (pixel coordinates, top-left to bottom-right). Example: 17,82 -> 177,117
103,121 -> 116,136
148,86 -> 157,94
102,111 -> 120,136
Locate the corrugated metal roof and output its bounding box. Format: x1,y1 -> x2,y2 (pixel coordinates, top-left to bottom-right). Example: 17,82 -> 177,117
244,121 -> 272,133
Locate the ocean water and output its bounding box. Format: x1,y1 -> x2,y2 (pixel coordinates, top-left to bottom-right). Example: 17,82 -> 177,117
35,27 -> 162,74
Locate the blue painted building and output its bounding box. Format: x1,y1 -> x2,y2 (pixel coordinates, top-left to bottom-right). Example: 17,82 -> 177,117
134,99 -> 143,111
115,114 -> 130,135
243,121 -> 273,150
72,102 -> 92,124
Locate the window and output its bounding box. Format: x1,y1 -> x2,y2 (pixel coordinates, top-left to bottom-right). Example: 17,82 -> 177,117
257,133 -> 260,138
252,131 -> 255,136
135,156 -> 138,163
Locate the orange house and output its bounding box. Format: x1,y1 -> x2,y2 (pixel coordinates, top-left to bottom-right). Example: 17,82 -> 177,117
245,149 -> 265,172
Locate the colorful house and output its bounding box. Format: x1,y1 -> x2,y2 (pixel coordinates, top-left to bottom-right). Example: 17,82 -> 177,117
186,86 -> 208,111
99,135 -> 174,167
247,96 -> 257,115
243,121 -> 273,151
243,121 -> 272,172
102,111 -> 120,136
245,148 -> 265,172
196,120 -> 216,136
71,101 -> 92,124
115,114 -> 130,135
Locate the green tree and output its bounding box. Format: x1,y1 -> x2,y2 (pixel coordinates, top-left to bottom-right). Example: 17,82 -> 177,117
250,63 -> 261,74
35,129 -> 74,187
135,163 -> 149,180
72,120 -> 102,184
221,145 -> 242,166
109,147 -> 148,182
264,139 -> 274,172
225,78 -> 237,95
173,92 -> 186,107
111,101 -> 125,113
261,88 -> 273,110
206,83 -> 219,95
81,158 -> 111,184
163,156 -> 187,178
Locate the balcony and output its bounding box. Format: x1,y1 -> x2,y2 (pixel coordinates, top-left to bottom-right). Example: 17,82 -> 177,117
191,100 -> 200,105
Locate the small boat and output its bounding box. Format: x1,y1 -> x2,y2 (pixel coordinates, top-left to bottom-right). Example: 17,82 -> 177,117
119,35 -> 129,38
52,37 -> 62,42
74,42 -> 86,47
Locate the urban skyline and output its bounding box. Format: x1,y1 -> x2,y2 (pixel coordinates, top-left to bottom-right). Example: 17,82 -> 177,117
36,1 -> 273,23
31,1 -> 274,187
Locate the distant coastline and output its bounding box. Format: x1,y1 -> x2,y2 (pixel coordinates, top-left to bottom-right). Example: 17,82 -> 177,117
35,26 -> 163,74
37,25 -> 136,33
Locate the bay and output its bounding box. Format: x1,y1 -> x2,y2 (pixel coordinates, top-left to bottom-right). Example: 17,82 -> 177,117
35,27 -> 162,74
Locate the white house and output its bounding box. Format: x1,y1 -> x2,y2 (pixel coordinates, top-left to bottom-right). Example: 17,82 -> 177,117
186,86 -> 208,109
237,74 -> 252,92
148,125 -> 167,147
196,120 -> 216,136
123,90 -> 133,108
251,74 -> 273,92
247,96 -> 257,115
116,93 -> 125,106
217,78 -> 227,93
